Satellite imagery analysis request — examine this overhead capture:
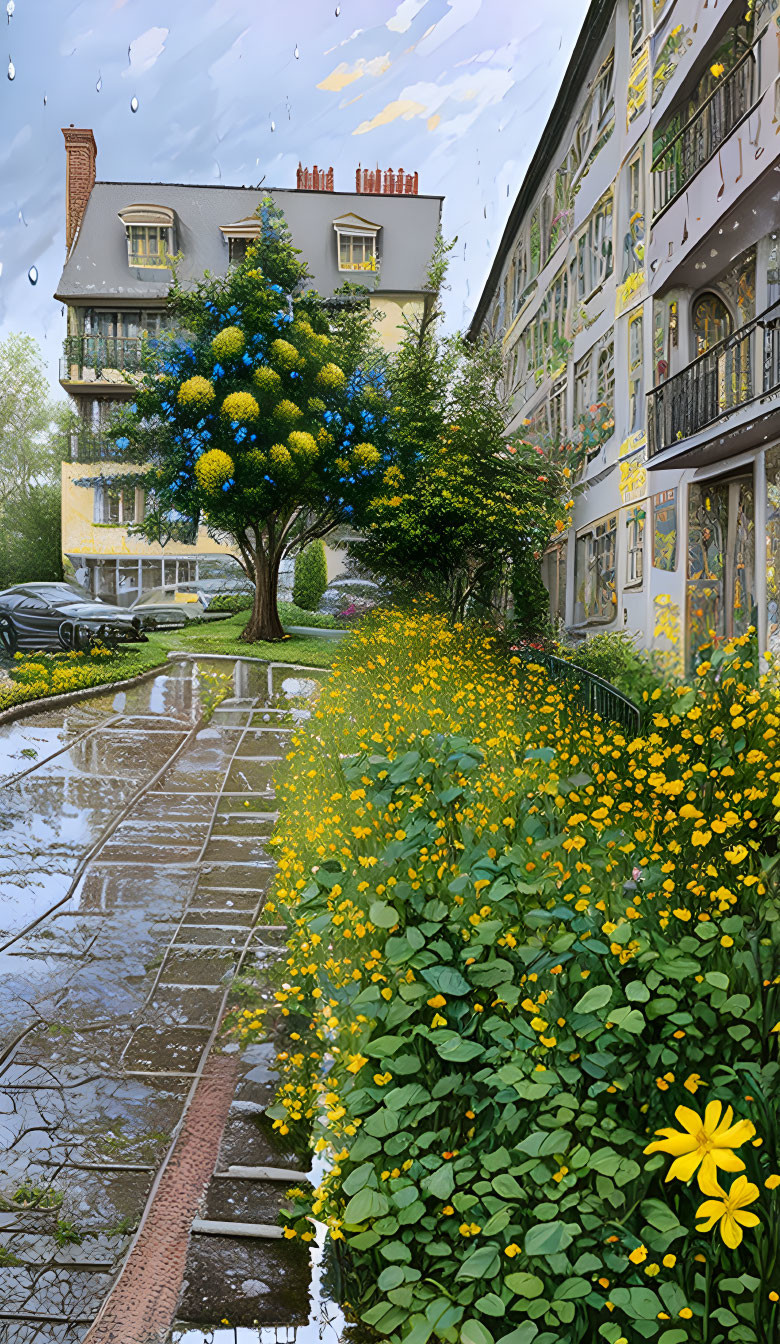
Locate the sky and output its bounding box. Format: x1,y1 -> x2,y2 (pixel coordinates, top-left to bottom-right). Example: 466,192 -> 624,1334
0,0 -> 590,398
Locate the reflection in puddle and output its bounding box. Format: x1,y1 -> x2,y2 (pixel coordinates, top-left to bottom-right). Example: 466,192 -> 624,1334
0,658 -> 328,1335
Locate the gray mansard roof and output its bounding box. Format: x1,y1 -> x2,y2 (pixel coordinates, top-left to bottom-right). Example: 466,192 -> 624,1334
55,181 -> 443,304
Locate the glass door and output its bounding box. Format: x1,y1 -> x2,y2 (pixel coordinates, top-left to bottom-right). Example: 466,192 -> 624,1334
687,475 -> 754,670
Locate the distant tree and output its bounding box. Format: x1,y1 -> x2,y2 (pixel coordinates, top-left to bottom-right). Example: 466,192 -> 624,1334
292,539 -> 328,611
113,201 -> 389,641
0,334 -> 69,588
0,484 -> 63,589
352,241 -> 567,621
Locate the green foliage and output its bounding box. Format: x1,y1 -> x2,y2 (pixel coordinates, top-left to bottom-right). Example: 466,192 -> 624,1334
112,198 -> 388,641
208,592 -> 340,627
258,612 -> 780,1344
54,1219 -> 82,1247
558,632 -> 666,701
353,246 -> 566,619
293,539 -> 328,611
0,483 -> 63,589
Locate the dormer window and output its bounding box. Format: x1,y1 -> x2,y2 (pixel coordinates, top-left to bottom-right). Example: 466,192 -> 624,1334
333,213 -> 380,273
219,216 -> 263,266
118,204 -> 175,270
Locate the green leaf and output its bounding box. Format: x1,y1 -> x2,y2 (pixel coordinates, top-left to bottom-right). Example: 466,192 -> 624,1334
524,1221 -> 574,1256
421,1164 -> 456,1200
402,1314 -> 435,1344
343,1185 -> 389,1224
369,901 -> 400,929
378,1265 -> 406,1292
496,1327 -> 539,1344
435,1035 -> 484,1063
456,1244 -> 500,1280
641,1199 -> 685,1234
625,980 -> 650,1002
505,1273 -> 545,1299
460,1320 -> 494,1344
379,1239 -> 413,1262
556,1277 -> 591,1300
342,1163 -> 376,1197
658,1333 -> 688,1344
573,984 -> 613,1015
705,971 -> 729,991
606,1006 -> 645,1033
474,1293 -> 505,1317
492,1173 -> 524,1199
422,965 -> 471,997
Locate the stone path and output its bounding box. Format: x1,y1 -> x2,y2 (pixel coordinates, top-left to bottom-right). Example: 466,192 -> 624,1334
0,659 -> 324,1342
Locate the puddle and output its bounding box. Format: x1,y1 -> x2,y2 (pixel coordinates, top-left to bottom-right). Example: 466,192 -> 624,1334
0,659 -> 326,1333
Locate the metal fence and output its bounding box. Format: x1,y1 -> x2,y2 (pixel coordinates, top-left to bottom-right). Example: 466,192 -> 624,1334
651,41 -> 758,218
60,333 -> 144,381
647,307 -> 780,458
514,648 -> 642,735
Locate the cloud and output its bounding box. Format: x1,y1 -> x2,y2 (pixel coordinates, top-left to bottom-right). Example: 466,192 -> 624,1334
417,0 -> 482,55
386,0 -> 429,33
354,65 -> 513,137
123,25 -> 168,78
353,97 -> 427,134
318,53 -> 391,93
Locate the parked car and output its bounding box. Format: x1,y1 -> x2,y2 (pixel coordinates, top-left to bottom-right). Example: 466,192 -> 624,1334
0,583 -> 150,655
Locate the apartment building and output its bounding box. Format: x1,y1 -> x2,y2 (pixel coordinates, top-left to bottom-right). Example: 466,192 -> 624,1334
55,132 -> 442,606
470,0 -> 780,675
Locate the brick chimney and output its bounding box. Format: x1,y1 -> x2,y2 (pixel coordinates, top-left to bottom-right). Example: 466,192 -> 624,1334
356,165 -> 418,195
296,163 -> 334,191
62,126 -> 97,250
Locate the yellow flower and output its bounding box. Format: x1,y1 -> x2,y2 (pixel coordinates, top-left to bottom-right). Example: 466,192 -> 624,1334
644,1100 -> 756,1187
195,448 -> 234,494
211,325 -> 245,360
178,374 -> 215,409
695,1173 -> 760,1248
628,1244 -> 648,1264
221,390 -> 259,422
765,1174 -> 780,1189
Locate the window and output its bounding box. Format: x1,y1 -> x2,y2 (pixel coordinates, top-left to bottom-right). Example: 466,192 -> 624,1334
629,0 -> 645,53
687,476 -> 754,670
548,377 -> 567,445
595,54 -> 615,125
692,292 -> 732,355
628,311 -> 644,435
543,542 -> 568,626
574,513 -> 618,624
574,330 -> 615,442
229,237 -> 249,264
97,484 -> 138,525
625,504 -> 646,587
620,152 -> 645,284
128,225 -> 171,269
574,191 -> 614,299
338,233 -> 376,272
652,489 -> 677,570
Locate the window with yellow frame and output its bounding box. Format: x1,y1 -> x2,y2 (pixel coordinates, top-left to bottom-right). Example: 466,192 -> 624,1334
628,308 -> 644,434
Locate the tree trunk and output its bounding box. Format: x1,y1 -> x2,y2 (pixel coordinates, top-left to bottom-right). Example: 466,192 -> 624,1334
242,547 -> 285,642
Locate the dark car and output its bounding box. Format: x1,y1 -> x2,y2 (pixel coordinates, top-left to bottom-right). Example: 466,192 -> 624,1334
0,583 -> 149,655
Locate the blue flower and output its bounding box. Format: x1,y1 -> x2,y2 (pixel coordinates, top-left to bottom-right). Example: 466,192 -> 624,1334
242,353 -> 252,366
290,371 -> 300,380
115,436 -> 130,450
213,363 -> 225,379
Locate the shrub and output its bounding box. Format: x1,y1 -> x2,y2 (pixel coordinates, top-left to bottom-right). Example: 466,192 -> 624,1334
229,612 -> 780,1344
560,631 -> 666,702
292,540 -> 328,611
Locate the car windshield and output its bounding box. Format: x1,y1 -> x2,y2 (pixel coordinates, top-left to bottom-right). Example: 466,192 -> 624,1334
20,584 -> 95,605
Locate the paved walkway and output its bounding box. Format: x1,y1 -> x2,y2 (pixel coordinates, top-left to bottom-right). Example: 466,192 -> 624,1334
0,659 -> 323,1342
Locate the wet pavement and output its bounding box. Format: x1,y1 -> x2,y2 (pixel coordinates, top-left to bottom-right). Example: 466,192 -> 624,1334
0,657 -> 328,1342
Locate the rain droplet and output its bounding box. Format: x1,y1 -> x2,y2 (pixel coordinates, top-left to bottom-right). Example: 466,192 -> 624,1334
7,55 -> 14,80
96,72 -> 102,93
42,92 -> 47,105
294,43 -> 299,58
6,1 -> 14,20
28,265 -> 38,286
130,95 -> 138,113
335,4 -> 340,13
270,119 -> 275,132
0,262 -> 4,279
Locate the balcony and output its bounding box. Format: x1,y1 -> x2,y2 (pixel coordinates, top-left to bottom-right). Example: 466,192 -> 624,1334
60,334 -> 144,387
651,41 -> 758,220
647,307 -> 780,460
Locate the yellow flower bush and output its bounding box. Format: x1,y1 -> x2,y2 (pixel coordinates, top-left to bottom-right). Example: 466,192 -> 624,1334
211,325 -> 245,361
195,448 -> 234,493
269,443 -> 292,469
270,338 -> 301,371
315,362 -> 346,391
351,442 -> 380,469
253,366 -> 282,396
177,375 -> 215,410
230,611 -> 780,1344
274,398 -> 303,423
287,430 -> 318,460
220,391 -> 259,422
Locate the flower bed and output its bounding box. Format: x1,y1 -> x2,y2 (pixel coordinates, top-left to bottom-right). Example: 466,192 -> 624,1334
237,611 -> 779,1344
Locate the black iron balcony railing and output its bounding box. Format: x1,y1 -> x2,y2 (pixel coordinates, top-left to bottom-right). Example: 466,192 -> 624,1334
647,306 -> 780,458
60,334 -> 144,383
651,41 -> 759,219
68,431 -> 127,464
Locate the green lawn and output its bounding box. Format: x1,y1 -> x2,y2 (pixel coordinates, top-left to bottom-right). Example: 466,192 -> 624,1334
0,613 -> 338,715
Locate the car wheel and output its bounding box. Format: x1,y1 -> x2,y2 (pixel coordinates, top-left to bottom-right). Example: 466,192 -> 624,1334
74,624 -> 95,652
0,614 -> 18,657
58,620 -> 77,650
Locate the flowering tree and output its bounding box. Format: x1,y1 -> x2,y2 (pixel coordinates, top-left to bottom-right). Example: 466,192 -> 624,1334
114,201 -> 388,641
